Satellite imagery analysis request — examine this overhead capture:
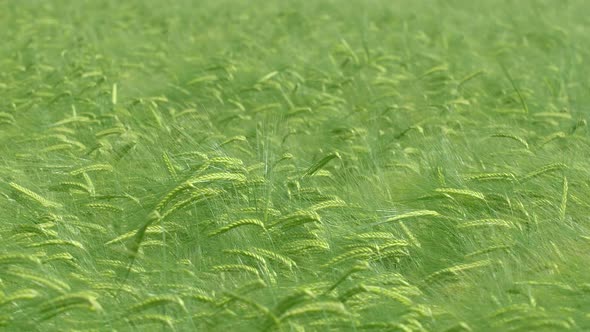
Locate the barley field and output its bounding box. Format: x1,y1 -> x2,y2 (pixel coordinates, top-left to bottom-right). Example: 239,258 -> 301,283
1,0 -> 590,331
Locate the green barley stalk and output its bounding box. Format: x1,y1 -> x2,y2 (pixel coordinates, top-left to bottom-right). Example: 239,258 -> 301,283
279,301 -> 349,321
126,314 -> 174,329
490,133 -> 529,149
499,62 -> 529,114
208,218 -> 265,237
125,295 -> 186,315
520,163 -> 567,182
302,152 -> 341,178
560,176 -> 568,221
378,210 -> 440,225
120,210 -> 162,285
435,188 -> 486,201
9,182 -> 62,208
162,151 -> 178,180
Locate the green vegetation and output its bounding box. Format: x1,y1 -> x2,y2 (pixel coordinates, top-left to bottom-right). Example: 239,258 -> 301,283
1,0 -> 590,330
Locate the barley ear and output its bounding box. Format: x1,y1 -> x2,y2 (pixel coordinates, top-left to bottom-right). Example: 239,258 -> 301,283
560,176 -> 568,221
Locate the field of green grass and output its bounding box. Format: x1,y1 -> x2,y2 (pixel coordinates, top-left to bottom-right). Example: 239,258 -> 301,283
1,0 -> 590,330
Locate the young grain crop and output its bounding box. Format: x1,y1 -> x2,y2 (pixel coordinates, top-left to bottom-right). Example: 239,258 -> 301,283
2,0 -> 590,331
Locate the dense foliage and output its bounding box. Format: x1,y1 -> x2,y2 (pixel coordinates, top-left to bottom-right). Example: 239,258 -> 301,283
1,1 -> 590,330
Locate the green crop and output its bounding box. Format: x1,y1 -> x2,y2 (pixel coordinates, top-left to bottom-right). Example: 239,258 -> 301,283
1,0 -> 590,331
